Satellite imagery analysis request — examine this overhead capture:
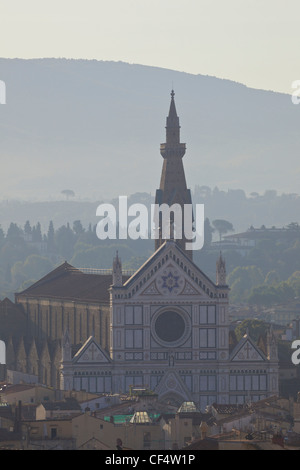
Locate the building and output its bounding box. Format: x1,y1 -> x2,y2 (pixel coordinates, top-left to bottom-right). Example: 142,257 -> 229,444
23,412 -> 111,450
212,225 -> 300,256
0,383 -> 56,406
2,90 -> 279,410
36,398 -> 82,420
59,91 -> 279,409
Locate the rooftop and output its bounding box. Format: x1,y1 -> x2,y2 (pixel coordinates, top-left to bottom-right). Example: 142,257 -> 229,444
104,412 -> 161,425
41,398 -> 81,411
177,401 -> 199,414
16,261 -> 129,303
129,411 -> 152,424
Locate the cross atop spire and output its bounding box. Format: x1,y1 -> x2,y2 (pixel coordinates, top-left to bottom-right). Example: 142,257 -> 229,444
165,89 -> 180,145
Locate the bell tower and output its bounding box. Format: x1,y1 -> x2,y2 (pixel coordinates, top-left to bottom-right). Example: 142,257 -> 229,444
155,91 -> 193,259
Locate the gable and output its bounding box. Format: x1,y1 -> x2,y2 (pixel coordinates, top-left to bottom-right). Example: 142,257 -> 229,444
122,241 -> 218,300
74,337 -> 111,364
154,369 -> 192,403
231,338 -> 266,362
136,261 -> 211,300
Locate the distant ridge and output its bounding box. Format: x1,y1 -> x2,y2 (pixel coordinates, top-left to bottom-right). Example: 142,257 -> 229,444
0,58 -> 299,202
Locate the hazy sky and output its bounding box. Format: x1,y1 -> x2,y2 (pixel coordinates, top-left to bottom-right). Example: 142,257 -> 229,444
1,0 -> 300,94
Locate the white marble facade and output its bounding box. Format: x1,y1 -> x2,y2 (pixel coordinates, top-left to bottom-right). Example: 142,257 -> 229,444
60,240 -> 279,410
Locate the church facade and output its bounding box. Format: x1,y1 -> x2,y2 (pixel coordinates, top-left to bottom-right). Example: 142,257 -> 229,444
0,90 -> 279,409
59,91 -> 279,409
60,241 -> 279,409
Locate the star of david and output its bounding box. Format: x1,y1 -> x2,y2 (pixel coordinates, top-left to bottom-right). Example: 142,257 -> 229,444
161,272 -> 180,292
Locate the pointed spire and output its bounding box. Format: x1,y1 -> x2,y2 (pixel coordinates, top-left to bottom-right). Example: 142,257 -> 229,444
155,90 -> 193,259
216,252 -> 227,286
165,89 -> 182,147
266,325 -> 278,361
167,90 -> 179,122
62,328 -> 71,362
161,89 -> 186,157
113,250 -> 123,286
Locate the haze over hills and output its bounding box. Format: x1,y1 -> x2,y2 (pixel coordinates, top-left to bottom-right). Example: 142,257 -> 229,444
0,58 -> 299,206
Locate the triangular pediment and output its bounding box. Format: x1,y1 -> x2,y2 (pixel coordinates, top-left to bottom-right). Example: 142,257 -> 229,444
141,280 -> 161,296
154,369 -> 192,402
73,337 -> 111,364
230,336 -> 266,362
179,280 -> 201,295
122,241 -> 218,300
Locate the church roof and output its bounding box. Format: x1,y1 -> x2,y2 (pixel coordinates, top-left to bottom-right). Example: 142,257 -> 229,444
122,240 -> 219,292
16,261 -> 129,303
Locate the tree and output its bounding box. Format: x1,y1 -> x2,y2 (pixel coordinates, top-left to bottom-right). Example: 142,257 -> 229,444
6,223 -> 23,241
24,220 -> 32,236
287,222 -> 300,230
32,222 -> 42,242
22,254 -> 52,280
11,255 -> 53,290
204,218 -> 214,246
264,270 -> 280,285
47,221 -> 55,252
287,271 -> 300,297
11,261 -> 26,287
276,281 -> 295,303
248,285 -> 280,307
263,190 -> 277,200
235,319 -> 268,342
212,219 -> 234,241
61,189 -> 75,200
55,223 -> 76,259
73,220 -> 85,236
5,264 -> 12,283
228,266 -> 264,303
0,226 -> 5,247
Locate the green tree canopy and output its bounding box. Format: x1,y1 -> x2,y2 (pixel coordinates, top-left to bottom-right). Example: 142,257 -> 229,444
212,219 -> 234,241
264,270 -> 280,285
235,319 -> 268,342
227,265 -> 264,303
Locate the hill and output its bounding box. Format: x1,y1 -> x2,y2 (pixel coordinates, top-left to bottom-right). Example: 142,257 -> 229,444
0,58 -> 299,203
